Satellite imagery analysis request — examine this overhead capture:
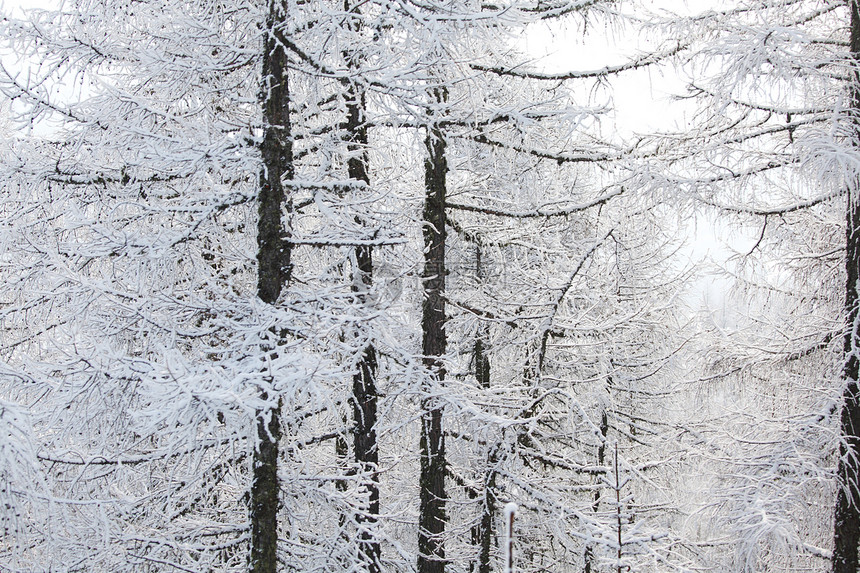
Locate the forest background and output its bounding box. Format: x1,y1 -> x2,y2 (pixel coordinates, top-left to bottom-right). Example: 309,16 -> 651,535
0,0 -> 855,572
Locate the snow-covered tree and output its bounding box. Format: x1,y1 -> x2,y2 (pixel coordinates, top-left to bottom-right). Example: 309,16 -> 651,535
0,1 -> 699,572
644,0 -> 860,570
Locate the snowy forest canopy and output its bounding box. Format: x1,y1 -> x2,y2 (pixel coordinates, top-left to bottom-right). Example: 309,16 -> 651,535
0,0 -> 856,572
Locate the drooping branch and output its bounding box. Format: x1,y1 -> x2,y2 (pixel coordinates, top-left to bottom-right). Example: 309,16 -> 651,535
447,188 -> 623,218
471,43 -> 686,81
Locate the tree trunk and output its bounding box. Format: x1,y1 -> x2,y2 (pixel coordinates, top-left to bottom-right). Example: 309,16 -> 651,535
473,243 -> 495,573
344,13 -> 381,568
477,451 -> 498,573
251,1 -> 293,571
474,245 -> 491,392
584,410 -> 609,573
419,92 -> 448,573
834,3 -> 860,571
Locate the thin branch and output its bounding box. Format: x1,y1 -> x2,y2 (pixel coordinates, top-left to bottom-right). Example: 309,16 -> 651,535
447,188 -> 623,218
471,43 -> 687,81
700,187 -> 842,216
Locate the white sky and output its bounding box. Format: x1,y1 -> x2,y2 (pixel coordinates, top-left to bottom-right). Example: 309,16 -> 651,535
523,15 -> 695,138
2,0 -> 54,16
523,16 -> 748,317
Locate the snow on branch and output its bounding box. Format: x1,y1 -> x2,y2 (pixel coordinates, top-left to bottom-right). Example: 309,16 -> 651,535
471,43 -> 687,81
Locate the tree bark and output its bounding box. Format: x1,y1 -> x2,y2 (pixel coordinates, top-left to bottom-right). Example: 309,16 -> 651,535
344,12 -> 381,568
834,2 -> 860,571
473,243 -> 495,573
584,410 -> 609,573
476,451 -> 498,573
251,1 -> 293,571
474,245 -> 491,392
419,92 -> 448,573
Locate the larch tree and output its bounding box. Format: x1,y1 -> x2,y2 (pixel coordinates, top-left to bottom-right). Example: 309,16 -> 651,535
407,49 -> 705,573
0,2 -> 263,570
0,0 -> 334,570
252,0 -> 293,570
645,0 -> 860,570
0,1 -> 706,573
837,3 -> 860,569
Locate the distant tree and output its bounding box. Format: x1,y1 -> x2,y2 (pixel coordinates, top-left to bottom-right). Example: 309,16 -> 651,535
645,0 -> 857,570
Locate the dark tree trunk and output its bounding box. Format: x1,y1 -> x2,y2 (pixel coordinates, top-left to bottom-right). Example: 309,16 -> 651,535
251,1 -> 294,571
476,451 -> 498,573
352,340 -> 380,573
474,245 -> 491,392
834,3 -> 860,571
584,410 -> 609,573
344,13 -> 381,568
250,403 -> 282,573
256,0 -> 293,308
419,94 -> 448,573
472,243 -> 495,573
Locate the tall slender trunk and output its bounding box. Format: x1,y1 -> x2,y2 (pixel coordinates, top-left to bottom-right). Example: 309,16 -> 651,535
474,245 -> 491,392
344,9 -> 381,568
251,1 -> 293,571
419,90 -> 448,573
473,243 -> 495,573
584,410 -> 609,573
834,3 -> 860,571
476,450 -> 498,573
834,2 -> 860,571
